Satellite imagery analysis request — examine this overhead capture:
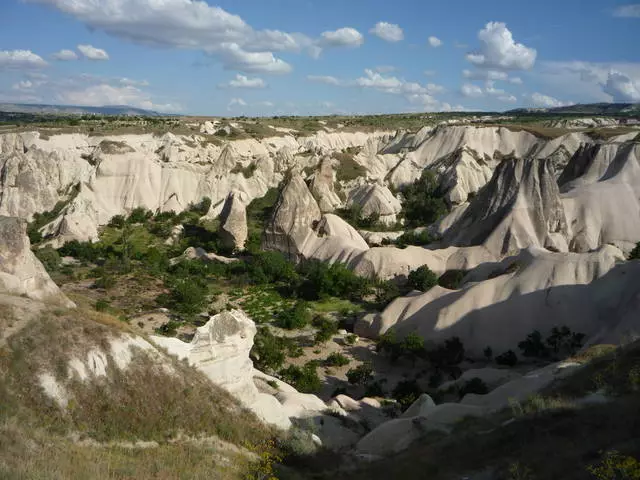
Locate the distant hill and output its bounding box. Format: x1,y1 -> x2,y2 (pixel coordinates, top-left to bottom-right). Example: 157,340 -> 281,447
0,103 -> 166,116
508,102 -> 640,115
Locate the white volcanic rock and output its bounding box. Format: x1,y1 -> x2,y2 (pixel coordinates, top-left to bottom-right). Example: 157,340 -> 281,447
263,173 -> 322,260
0,216 -> 74,307
368,246 -> 628,353
544,117 -> 619,129
169,247 -> 238,266
218,191 -> 248,251
443,157 -> 569,257
400,393 -> 436,418
346,184 -> 402,225
309,156 -> 342,213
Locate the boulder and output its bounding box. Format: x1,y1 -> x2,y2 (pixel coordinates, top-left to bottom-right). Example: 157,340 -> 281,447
346,184 -> 401,226
401,393 -> 436,418
0,216 -> 74,307
218,191 -> 248,251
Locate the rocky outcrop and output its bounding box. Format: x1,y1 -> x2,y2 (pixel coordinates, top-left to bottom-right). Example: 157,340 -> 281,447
346,184 -> 401,226
262,174 -> 322,260
0,216 -> 74,307
365,246 -> 631,353
218,191 -> 248,251
444,157 -> 568,256
309,156 -> 342,213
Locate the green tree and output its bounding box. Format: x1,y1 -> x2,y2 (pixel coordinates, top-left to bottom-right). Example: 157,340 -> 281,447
251,328 -> 286,372
400,170 -> 447,228
407,265 -> 438,292
495,350 -> 518,367
346,362 -> 373,385
276,302 -> 310,330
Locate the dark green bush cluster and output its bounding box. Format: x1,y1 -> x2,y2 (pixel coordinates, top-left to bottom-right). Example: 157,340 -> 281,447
399,170 -> 447,228
275,302 -> 310,330
438,270 -> 466,290
391,229 -> 433,248
296,260 -> 372,301
251,327 -> 287,372
407,265 -> 438,291
518,326 -> 585,359
325,352 -> 350,367
458,377 -> 489,398
35,247 -> 61,272
495,350 -> 518,367
392,379 -> 422,408
313,316 -> 339,344
279,362 -> 322,393
378,332 -> 465,375
346,362 -> 373,385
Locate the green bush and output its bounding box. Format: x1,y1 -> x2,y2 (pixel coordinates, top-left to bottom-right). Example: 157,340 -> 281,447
365,381 -> 385,397
275,302 -> 310,330
35,247 -> 61,272
373,279 -> 401,307
190,197 -> 212,216
546,326 -> 585,357
94,275 -> 116,290
251,327 -> 286,372
400,170 -> 447,228
279,363 -> 321,393
325,352 -> 349,367
392,379 -> 422,409
495,350 -> 518,367
394,230 -> 432,248
297,260 -> 372,301
345,334 -> 358,345
108,215 -> 126,228
95,299 -> 111,312
127,207 -> 153,224
587,450 -> 640,480
407,265 -> 438,292
313,315 -> 339,344
458,377 -> 489,398
158,277 -> 209,315
346,362 -> 373,385
248,251 -> 298,285
518,330 -> 550,358
438,270 -> 466,289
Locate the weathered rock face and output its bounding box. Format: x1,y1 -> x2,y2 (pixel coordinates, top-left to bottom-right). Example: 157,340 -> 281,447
444,157 -> 568,256
262,174 -> 322,260
369,246 -> 631,353
309,156 -> 342,213
218,191 -> 248,251
346,184 -> 401,226
0,216 -> 74,307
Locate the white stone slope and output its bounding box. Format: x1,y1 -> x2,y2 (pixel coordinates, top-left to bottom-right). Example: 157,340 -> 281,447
356,246 -> 638,354
0,216 -> 74,307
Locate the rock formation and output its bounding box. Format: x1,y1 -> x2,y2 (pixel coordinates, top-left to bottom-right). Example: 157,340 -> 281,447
0,216 -> 74,307
309,156 -> 342,213
218,191 -> 248,251
346,184 -> 402,226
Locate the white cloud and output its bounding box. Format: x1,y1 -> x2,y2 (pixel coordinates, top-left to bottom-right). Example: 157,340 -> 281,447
227,97 -> 247,110
355,69 -> 444,96
26,0 -> 358,73
466,22 -> 536,70
530,92 -> 571,108
428,36 -> 442,47
12,80 -> 34,91
0,50 -> 48,69
613,4 -> 640,17
497,94 -> 517,103
508,76 -> 523,85
603,71 -> 640,102
540,61 -> 640,102
320,27 -> 364,47
370,22 -> 404,42
219,74 -> 266,89
463,69 -> 508,81
56,83 -> 181,112
461,83 -> 484,98
119,77 -> 149,87
307,75 -> 341,86
77,44 -> 109,60
52,49 -> 78,61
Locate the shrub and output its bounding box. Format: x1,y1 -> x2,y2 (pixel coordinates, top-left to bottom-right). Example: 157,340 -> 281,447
400,170 -> 447,228
297,260 -> 372,301
427,337 -> 465,370
275,302 -> 310,330
95,299 -> 111,312
248,251 -> 298,285
127,207 -> 153,224
377,331 -> 402,361
402,332 -> 426,364
345,334 -> 358,345
438,270 -> 466,290
313,315 -> 339,344
279,362 -> 321,393
108,215 -> 126,228
251,327 -> 286,372
190,196 -> 212,215
518,330 -> 550,358
546,326 -> 585,357
458,377 -> 489,398
394,229 -> 432,248
346,362 -> 373,385
159,277 -> 209,315
325,352 -> 349,367
587,450 -> 640,480
392,380 -> 422,409
373,279 -> 401,307
407,265 -> 438,292
35,247 -> 61,272
629,242 -> 640,260
365,381 -> 385,397
94,275 -> 116,290
495,350 -> 518,367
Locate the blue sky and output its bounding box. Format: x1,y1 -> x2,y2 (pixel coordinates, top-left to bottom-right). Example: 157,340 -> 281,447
0,0 -> 639,115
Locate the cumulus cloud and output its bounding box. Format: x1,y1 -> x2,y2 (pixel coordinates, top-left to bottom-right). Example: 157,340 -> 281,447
370,22 -> 404,42
461,83 -> 484,98
119,77 -> 149,87
26,0 -> 361,73
497,94 -> 517,103
541,61 -> 640,103
428,36 -> 442,47
52,49 -> 78,61
320,27 -> 364,47
613,4 -> 640,17
0,50 -> 48,69
78,44 -> 109,60
219,74 -> 266,89
603,71 -> 640,102
12,80 -> 34,91
307,75 -> 341,86
56,83 -> 181,112
466,22 -> 536,70
530,92 -> 571,108
227,97 -> 247,110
